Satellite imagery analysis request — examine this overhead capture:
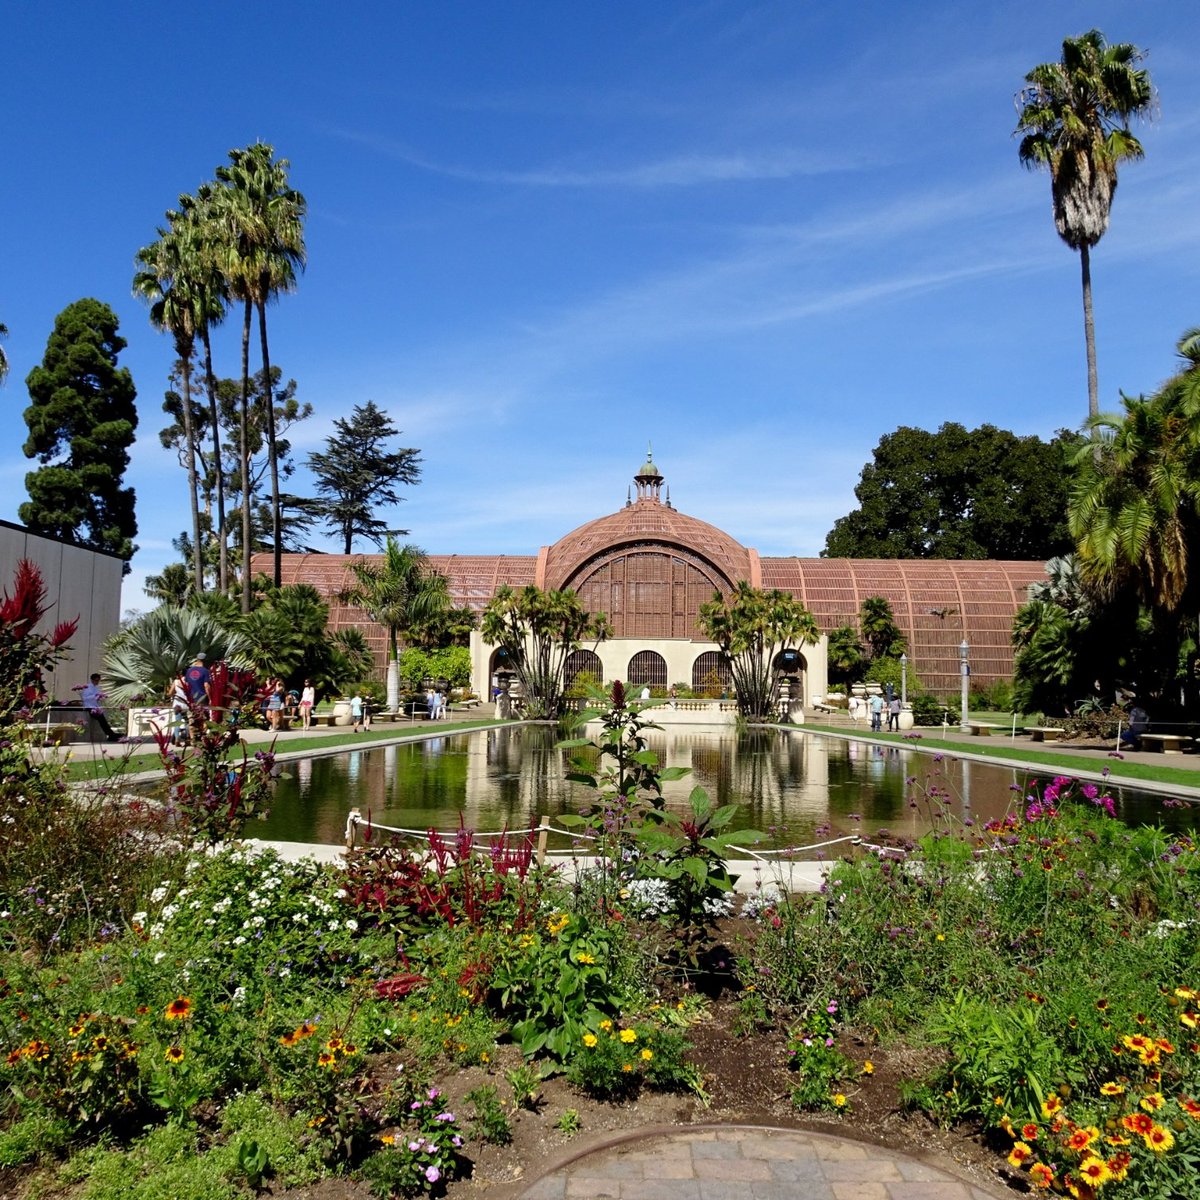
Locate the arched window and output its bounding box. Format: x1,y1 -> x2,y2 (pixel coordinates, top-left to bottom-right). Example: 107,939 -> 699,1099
627,650 -> 667,691
691,651 -> 732,697
564,649 -> 603,689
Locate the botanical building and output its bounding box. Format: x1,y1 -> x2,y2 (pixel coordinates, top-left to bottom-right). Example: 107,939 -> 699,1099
270,454 -> 1046,705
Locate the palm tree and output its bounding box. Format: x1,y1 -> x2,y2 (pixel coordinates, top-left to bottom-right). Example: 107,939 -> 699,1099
340,540 -> 451,711
103,606 -> 249,706
1069,329 -> 1200,614
134,224 -> 207,592
174,187 -> 232,595
213,144 -> 306,604
1015,30 -> 1153,426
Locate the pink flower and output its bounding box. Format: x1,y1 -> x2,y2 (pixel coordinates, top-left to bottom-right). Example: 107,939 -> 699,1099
425,1166 -> 441,1183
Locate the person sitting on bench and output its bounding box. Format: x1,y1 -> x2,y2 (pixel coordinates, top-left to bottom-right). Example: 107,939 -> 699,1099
1119,703 -> 1149,748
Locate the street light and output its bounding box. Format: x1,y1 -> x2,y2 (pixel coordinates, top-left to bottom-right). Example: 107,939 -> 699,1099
899,653 -> 908,705
959,639 -> 970,732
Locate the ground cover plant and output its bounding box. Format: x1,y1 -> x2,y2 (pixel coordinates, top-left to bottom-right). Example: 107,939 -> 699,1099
5,619 -> 1200,1199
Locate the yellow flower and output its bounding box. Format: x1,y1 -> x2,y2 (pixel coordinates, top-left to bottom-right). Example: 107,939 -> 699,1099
380,1134 -> 395,1145
480,1052 -> 490,1063
600,1019 -> 613,1031
164,996 -> 192,1021
622,1063 -> 633,1072
862,1061 -> 875,1075
1143,1124 -> 1174,1153
583,1033 -> 598,1048
832,1093 -> 847,1108
1007,1142 -> 1033,1168
641,1048 -> 653,1061
1099,1082 -> 1125,1096
164,1045 -> 185,1064
619,1028 -> 637,1043
1140,1093 -> 1165,1112
576,952 -> 595,964
935,933 -> 945,941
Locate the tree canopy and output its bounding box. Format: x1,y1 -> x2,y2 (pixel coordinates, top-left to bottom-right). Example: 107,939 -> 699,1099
822,423 -> 1075,560
481,586 -> 609,720
698,583 -> 818,720
21,299 -> 139,568
307,401 -> 422,553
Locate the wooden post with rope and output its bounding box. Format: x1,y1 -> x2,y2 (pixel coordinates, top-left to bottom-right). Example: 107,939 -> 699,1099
536,814 -> 550,867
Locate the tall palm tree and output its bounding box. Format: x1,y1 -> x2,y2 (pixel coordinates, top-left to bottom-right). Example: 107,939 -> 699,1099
134,224 -> 207,592
213,144 -> 306,605
174,187 -> 232,595
1015,30 -> 1153,425
340,540 -> 451,711
1069,329 -> 1200,614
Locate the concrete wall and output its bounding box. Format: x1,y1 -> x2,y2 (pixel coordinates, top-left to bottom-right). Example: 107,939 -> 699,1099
468,631 -> 830,709
0,521 -> 123,703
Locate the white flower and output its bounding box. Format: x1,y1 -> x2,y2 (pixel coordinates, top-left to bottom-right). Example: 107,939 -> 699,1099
150,886 -> 169,904
231,986 -> 247,1007
279,967 -> 291,978
328,920 -> 341,932
154,951 -> 167,964
204,918 -> 216,927
149,923 -> 164,939
132,911 -> 148,926
161,904 -> 179,921
344,918 -> 358,932
232,935 -> 247,946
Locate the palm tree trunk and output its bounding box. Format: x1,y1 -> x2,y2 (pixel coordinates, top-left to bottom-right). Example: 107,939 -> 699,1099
239,297 -> 253,614
178,351 -> 204,593
200,327 -> 229,595
256,297 -> 282,589
1080,242 -> 1099,426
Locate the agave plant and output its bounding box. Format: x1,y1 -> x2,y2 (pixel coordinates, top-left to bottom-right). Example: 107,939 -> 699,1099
103,607 -> 249,705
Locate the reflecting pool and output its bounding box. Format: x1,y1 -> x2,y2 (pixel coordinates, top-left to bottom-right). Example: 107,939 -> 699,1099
255,726 -> 1198,850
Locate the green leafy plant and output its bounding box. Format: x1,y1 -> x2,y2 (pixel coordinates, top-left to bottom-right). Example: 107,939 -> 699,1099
465,1084 -> 511,1145
504,1061 -> 546,1111
361,1085 -> 466,1196
785,1004 -> 854,1111
554,1108 -> 581,1136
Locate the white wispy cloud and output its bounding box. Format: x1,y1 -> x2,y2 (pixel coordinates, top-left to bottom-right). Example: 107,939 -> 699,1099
325,126 -> 863,188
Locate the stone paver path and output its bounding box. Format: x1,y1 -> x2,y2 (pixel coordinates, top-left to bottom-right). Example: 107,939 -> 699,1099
520,1126 -> 1008,1200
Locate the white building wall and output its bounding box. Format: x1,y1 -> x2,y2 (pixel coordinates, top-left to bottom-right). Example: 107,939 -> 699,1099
0,522 -> 123,703
469,633 -> 829,709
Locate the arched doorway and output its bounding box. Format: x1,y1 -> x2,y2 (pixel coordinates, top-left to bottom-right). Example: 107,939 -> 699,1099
627,650 -> 667,691
564,648 -> 603,690
773,648 -> 807,701
691,651 -> 732,698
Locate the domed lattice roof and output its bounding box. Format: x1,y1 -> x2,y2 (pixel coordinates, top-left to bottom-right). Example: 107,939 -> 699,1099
545,501 -> 750,591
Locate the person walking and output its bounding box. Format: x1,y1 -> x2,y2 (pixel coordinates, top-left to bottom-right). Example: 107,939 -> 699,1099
80,673 -> 121,742
869,693 -> 884,732
887,695 -> 901,732
300,680 -> 316,730
170,672 -> 189,744
350,691 -> 364,733
183,652 -> 213,737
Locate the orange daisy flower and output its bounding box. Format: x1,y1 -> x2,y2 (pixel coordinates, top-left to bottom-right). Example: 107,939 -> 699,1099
1099,1082 -> 1124,1096
317,1051 -> 336,1069
1007,1142 -> 1034,1167
1139,1092 -> 1165,1112
164,996 -> 192,1021
1041,1095 -> 1064,1118
1029,1163 -> 1054,1189
165,1045 -> 185,1064
1178,1096 -> 1200,1119
1063,1126 -> 1099,1152
1121,1113 -> 1154,1135
1143,1124 -> 1174,1153
1077,1157 -> 1111,1188
1021,1123 -> 1040,1141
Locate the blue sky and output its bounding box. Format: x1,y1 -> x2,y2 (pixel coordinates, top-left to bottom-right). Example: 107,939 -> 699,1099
3,1 -> 1199,614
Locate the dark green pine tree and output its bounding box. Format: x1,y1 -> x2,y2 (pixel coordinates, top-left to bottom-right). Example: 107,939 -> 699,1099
21,299 -> 139,569
307,401 -> 421,553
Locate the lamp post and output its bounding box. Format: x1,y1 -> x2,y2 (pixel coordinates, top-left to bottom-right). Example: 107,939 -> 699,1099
959,639 -> 970,732
899,653 -> 908,706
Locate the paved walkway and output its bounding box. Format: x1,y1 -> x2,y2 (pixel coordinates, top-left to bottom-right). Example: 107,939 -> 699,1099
517,1125 -> 1007,1200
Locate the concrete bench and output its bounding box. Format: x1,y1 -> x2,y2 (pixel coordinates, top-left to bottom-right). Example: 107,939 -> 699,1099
457,698 -> 483,709
1027,726 -> 1067,742
966,722 -> 1002,736
1137,733 -> 1192,754
25,722 -> 82,745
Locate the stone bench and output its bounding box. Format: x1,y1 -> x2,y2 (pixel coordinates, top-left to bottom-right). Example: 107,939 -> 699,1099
1027,726 -> 1067,742
966,722 -> 1003,736
1136,733 -> 1192,754
25,722 -> 82,745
